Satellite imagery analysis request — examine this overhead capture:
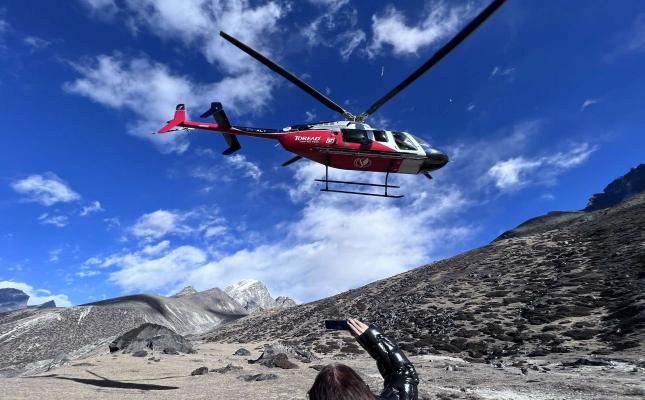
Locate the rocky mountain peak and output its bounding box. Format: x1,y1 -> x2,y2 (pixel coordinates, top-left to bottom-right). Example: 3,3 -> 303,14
0,288 -> 29,313
224,279 -> 296,313
172,286 -> 199,298
36,300 -> 56,309
585,163 -> 645,211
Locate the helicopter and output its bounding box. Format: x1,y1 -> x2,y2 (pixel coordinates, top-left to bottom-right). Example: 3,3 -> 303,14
158,0 -> 506,198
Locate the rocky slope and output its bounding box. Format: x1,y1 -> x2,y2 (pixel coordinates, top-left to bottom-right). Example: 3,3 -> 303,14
224,279 -> 296,313
585,163 -> 644,211
0,288 -> 29,313
0,288 -> 246,377
206,191 -> 645,363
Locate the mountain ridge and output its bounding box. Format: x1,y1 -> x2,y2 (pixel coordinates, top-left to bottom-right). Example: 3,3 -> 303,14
0,288 -> 246,377
205,190 -> 645,362
224,279 -> 297,313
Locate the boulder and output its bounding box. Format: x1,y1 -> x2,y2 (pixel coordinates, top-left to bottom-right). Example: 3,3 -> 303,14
191,366 -> 209,376
212,364 -> 243,373
234,348 -> 251,356
248,343 -> 310,368
109,323 -> 194,355
239,373 -> 278,382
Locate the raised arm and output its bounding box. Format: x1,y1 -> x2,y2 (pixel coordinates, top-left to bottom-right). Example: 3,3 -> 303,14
348,319 -> 419,400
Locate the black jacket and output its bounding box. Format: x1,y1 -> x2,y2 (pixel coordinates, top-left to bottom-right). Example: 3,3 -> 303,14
356,325 -> 419,400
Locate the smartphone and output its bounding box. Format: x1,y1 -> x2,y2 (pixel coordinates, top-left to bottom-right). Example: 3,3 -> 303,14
325,320 -> 350,331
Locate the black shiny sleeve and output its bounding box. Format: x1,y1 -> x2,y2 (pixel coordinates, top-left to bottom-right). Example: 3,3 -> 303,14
356,324 -> 419,400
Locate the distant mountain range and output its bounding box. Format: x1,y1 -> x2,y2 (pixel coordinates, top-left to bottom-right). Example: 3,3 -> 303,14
224,279 -> 297,313
0,280 -> 295,377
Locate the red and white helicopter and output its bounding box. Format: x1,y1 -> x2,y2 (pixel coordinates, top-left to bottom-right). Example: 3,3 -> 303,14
159,0 -> 506,198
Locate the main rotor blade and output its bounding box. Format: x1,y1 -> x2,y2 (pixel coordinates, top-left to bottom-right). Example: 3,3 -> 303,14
281,155 -> 303,167
359,0 -> 507,120
220,31 -> 350,118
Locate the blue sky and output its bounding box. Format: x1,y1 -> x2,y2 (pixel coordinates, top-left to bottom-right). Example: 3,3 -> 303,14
1,0 -> 644,307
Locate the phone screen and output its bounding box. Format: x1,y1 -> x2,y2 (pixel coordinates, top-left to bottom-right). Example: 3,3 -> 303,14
325,320 -> 350,330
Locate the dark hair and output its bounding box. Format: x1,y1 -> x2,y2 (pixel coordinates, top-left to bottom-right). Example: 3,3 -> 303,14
308,363 -> 377,400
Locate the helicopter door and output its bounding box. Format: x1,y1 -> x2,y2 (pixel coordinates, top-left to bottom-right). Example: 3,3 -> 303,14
392,131 -> 424,174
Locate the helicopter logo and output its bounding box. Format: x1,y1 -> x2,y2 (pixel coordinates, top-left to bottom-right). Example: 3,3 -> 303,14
353,157 -> 372,169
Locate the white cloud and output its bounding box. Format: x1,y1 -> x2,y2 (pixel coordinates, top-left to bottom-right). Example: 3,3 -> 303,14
132,210 -> 191,240
580,98 -> 599,111
22,36 -> 52,52
487,157 -> 542,190
83,256 -> 102,266
80,200 -> 104,216
487,143 -> 596,190
65,54 -> 276,154
76,270 -> 101,278
11,173 -> 80,206
38,213 -> 69,228
141,240 -> 171,256
0,281 -> 72,307
608,13 -> 645,59
48,248 -> 63,263
80,0 -> 118,19
489,66 -> 515,80
104,163 -> 472,301
104,217 -> 121,230
113,0 -> 285,73
72,1 -> 288,153
368,2 -> 474,57
188,150 -> 264,185
338,30 -> 366,60
106,245 -> 208,291
226,154 -> 262,181
130,208 -> 226,242
204,225 -> 227,238
303,0 -> 365,60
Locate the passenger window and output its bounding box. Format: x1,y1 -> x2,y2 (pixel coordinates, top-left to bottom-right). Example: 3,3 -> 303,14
373,130 -> 388,142
342,129 -> 370,144
393,132 -> 417,150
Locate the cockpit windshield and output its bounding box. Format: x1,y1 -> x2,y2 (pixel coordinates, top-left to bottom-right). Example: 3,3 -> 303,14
392,132 -> 418,151
411,135 -> 432,149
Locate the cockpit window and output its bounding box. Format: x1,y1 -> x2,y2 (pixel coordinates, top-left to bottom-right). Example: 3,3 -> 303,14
373,130 -> 388,142
342,129 -> 370,144
393,132 -> 417,151
412,135 -> 432,149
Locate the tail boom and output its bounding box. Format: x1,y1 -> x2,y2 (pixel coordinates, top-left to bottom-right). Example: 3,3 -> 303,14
157,103 -> 280,140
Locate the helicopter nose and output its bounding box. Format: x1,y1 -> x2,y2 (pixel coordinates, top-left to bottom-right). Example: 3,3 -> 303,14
421,149 -> 449,172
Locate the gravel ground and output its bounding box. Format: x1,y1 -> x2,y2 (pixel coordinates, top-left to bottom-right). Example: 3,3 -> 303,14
1,340 -> 643,400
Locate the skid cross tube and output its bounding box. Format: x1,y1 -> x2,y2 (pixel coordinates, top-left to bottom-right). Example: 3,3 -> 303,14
317,162 -> 403,198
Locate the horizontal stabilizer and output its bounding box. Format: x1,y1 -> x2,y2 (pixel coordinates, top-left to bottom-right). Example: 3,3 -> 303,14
201,102 -> 231,129
222,133 -> 241,155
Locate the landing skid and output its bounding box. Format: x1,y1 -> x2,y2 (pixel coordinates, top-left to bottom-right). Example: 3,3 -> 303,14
316,164 -> 403,198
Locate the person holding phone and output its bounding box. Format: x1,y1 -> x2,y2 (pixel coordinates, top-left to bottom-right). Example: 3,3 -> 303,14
308,318 -> 419,400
